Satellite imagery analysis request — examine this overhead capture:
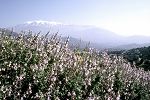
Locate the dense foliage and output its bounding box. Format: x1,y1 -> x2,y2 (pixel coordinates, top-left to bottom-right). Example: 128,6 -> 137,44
0,30 -> 150,100
123,46 -> 150,71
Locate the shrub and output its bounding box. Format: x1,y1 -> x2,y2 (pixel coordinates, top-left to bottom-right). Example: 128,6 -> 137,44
0,30 -> 150,100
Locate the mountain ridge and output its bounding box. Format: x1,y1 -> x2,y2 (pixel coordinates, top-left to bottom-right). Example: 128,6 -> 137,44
7,20 -> 150,49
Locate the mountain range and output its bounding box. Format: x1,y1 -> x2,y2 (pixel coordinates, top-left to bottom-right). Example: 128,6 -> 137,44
8,20 -> 150,50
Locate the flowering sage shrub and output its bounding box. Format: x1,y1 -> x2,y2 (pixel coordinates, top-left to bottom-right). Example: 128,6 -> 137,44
0,30 -> 150,100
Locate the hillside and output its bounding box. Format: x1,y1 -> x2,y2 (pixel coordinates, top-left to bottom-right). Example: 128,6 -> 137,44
0,30 -> 150,99
107,46 -> 150,71
123,46 -> 150,71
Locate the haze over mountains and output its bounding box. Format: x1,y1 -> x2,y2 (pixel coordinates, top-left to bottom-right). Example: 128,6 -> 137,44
9,20 -> 150,49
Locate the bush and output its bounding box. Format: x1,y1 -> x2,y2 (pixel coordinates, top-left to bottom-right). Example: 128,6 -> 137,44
0,30 -> 150,100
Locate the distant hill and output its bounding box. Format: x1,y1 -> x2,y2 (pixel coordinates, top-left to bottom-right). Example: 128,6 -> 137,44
63,37 -> 111,50
112,43 -> 150,50
9,20 -> 150,49
10,20 -> 125,48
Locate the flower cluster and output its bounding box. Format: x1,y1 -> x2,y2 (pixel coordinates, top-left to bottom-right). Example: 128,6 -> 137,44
0,29 -> 150,100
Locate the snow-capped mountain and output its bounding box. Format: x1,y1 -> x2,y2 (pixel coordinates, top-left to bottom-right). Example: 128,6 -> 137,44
25,20 -> 63,26
9,20 -> 150,49
13,20 -> 92,36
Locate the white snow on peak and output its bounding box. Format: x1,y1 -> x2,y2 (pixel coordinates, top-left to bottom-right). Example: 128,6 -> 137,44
25,20 -> 63,26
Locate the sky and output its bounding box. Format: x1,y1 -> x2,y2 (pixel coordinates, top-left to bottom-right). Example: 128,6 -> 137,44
0,0 -> 150,36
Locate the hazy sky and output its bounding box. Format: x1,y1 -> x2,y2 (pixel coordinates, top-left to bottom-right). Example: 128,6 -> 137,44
0,0 -> 150,36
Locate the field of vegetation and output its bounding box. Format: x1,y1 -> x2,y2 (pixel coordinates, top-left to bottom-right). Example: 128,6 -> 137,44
123,47 -> 150,71
108,47 -> 150,71
0,30 -> 150,100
